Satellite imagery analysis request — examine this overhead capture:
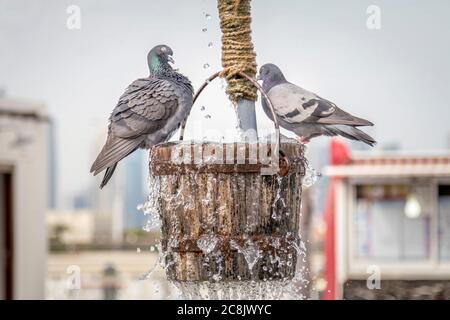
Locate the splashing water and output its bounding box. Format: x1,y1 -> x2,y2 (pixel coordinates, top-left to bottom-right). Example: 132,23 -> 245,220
173,281 -> 287,300
197,234 -> 218,254
207,42 -> 213,48
271,176 -> 286,220
202,27 -> 207,32
203,63 -> 210,69
138,175 -> 161,232
302,161 -> 321,188
230,239 -> 261,273
140,142 -> 311,300
139,243 -> 163,280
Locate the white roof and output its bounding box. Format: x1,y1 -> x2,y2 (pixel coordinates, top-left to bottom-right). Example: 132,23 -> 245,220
324,153 -> 450,178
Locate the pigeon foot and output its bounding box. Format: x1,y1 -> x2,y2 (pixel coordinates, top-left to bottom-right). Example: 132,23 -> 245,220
296,136 -> 310,145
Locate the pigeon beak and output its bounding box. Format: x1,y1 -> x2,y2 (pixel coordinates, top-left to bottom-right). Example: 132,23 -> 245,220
167,55 -> 175,64
256,74 -> 262,81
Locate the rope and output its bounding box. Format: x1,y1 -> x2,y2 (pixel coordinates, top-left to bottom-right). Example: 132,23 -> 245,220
218,0 -> 258,104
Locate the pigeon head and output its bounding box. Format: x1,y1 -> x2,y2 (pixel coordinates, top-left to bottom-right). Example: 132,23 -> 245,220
257,63 -> 287,89
147,45 -> 174,73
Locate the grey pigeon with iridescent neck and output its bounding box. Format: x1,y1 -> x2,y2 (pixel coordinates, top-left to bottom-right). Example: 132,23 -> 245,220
91,45 -> 194,188
258,63 -> 375,146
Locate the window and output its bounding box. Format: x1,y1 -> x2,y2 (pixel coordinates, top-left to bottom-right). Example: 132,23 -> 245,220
354,183 -> 432,261
439,185 -> 450,261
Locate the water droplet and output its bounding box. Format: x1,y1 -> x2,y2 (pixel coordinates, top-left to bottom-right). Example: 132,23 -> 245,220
202,27 -> 207,32
197,235 -> 218,254
205,13 -> 211,20
150,246 -> 155,252
201,105 -> 206,111
302,162 -> 321,187
230,239 -> 261,273
203,63 -> 210,69
204,114 -> 211,119
208,42 -> 213,48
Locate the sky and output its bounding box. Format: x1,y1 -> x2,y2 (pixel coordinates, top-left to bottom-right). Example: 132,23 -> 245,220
1,0 -> 450,208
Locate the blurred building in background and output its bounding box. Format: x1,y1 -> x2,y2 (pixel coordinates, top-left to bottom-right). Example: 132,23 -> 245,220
47,121 -> 57,209
324,140 -> 450,299
47,209 -> 95,248
90,129 -> 148,247
90,129 -> 124,246
0,96 -> 50,299
123,151 -> 147,231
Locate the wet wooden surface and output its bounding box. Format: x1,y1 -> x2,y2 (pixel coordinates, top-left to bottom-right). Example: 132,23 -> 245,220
150,141 -> 305,282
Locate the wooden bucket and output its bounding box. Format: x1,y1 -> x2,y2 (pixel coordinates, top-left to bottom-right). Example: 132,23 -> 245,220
149,140 -> 305,282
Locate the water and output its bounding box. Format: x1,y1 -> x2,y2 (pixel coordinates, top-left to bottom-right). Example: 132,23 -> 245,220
139,145 -> 311,300
138,175 -> 161,232
230,239 -> 262,274
197,234 -> 218,254
271,176 -> 286,220
207,41 -> 213,48
203,63 -> 210,69
302,160 -> 321,188
173,281 -> 287,300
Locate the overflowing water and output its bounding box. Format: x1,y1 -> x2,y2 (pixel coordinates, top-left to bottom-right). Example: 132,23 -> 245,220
137,141 -> 319,300
197,234 -> 218,254
173,281 -> 287,300
302,159 -> 321,188
138,175 -> 162,232
230,239 -> 262,274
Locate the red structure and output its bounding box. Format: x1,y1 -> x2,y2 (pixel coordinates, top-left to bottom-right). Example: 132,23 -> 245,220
324,139 -> 350,300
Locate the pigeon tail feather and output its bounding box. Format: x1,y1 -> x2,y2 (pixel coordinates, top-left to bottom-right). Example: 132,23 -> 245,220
100,163 -> 117,189
325,125 -> 376,147
91,135 -> 144,175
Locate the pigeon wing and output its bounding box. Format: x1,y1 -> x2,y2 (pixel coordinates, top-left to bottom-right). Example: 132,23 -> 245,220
310,104 -> 373,126
268,83 -> 372,127
267,83 -> 336,124
90,78 -> 180,175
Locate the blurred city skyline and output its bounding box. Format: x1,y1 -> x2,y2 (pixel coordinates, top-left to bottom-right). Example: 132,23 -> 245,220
1,0 -> 450,208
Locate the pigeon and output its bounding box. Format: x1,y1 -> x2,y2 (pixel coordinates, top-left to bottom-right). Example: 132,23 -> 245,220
257,63 -> 375,146
91,45 -> 194,188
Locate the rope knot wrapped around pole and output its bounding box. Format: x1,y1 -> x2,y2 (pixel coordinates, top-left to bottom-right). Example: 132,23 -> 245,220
218,0 -> 258,104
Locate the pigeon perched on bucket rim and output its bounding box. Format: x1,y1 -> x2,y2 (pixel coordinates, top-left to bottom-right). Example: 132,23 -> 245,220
90,45 -> 194,188
257,63 -> 375,146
